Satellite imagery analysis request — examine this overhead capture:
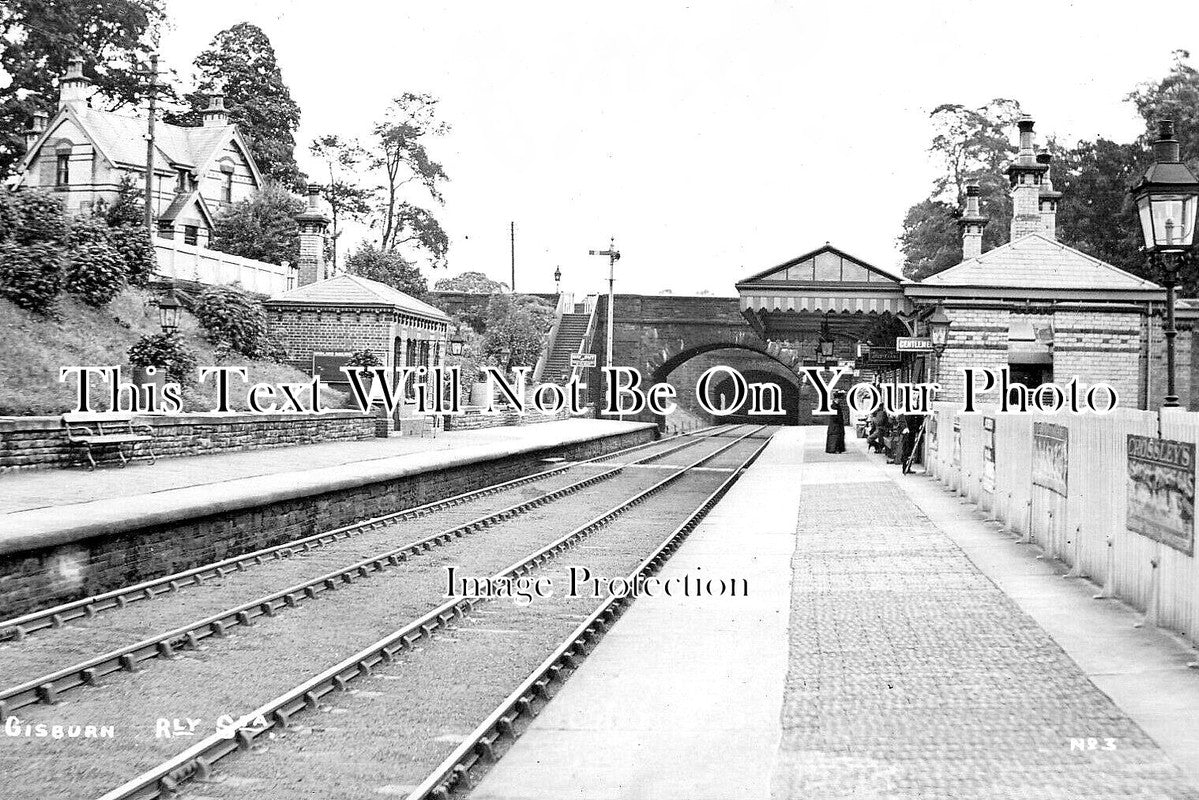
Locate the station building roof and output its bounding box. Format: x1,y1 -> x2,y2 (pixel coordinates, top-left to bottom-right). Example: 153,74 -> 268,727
266,274 -> 450,323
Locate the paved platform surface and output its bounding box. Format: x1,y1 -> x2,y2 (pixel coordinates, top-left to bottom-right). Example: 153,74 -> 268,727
0,419 -> 653,545
474,427 -> 1199,800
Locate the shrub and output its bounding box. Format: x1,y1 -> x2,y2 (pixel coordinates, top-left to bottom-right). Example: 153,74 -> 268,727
106,224 -> 156,287
0,241 -> 63,313
193,283 -> 272,358
0,189 -> 69,247
64,219 -> 127,306
128,332 -> 198,385
346,349 -> 383,368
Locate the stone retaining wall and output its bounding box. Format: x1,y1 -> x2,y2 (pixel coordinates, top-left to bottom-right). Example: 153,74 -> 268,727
443,406 -> 572,431
0,411 -> 377,472
0,426 -> 655,617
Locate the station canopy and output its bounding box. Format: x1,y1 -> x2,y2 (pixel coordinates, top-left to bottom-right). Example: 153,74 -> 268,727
735,243 -> 913,344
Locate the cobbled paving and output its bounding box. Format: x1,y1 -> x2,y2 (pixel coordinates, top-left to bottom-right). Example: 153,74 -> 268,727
774,444 -> 1199,800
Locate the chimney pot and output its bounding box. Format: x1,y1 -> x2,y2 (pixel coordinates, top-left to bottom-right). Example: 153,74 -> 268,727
1154,118 -> 1182,163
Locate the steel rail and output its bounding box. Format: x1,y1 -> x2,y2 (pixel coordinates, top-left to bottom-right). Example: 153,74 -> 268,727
0,423 -> 730,642
89,426 -> 767,800
407,434 -> 772,800
0,427 -> 743,718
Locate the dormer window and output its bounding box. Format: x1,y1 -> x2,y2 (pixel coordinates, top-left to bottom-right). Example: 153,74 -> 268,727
176,168 -> 193,193
56,153 -> 70,186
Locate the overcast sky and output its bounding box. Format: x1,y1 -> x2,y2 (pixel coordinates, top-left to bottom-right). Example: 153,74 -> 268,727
159,0 -> 1197,296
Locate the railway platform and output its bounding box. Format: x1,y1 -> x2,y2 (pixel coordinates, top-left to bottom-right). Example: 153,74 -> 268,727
473,426 -> 1199,800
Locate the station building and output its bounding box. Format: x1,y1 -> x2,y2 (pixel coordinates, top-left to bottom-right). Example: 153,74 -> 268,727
736,116 -> 1195,411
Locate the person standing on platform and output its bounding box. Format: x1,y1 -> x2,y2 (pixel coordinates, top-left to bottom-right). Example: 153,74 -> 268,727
825,390 -> 849,454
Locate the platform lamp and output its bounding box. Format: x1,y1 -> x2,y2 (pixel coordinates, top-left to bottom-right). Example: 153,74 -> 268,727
449,330 -> 465,357
157,283 -> 182,334
928,305 -> 951,385
816,319 -> 835,366
498,344 -> 513,372
554,265 -> 562,294
1130,119 -> 1199,408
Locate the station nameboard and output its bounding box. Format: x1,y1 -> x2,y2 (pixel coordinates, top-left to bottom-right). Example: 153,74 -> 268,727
896,336 -> 934,353
570,353 -> 597,367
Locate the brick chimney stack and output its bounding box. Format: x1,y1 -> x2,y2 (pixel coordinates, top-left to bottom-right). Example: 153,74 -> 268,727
1036,152 -> 1060,240
1006,116 -> 1049,240
25,111 -> 48,153
201,86 -> 228,127
58,55 -> 92,109
959,183 -> 988,260
295,185 -> 331,286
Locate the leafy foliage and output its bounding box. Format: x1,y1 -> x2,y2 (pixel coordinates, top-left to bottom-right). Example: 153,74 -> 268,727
127,331 -> 197,384
346,349 -> 382,369
369,94 -> 450,267
164,23 -> 302,188
310,135 -> 372,270
433,271 -> 509,293
481,294 -> 554,369
0,1 -> 166,179
0,241 -> 63,313
0,188 -> 69,246
209,183 -> 302,266
105,223 -> 155,287
63,218 -> 127,306
193,284 -> 272,359
345,242 -> 428,298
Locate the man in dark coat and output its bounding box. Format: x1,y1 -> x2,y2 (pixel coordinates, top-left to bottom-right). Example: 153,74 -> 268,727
825,390 -> 849,454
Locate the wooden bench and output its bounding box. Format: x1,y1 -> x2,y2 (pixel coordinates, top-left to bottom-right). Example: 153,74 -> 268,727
62,411 -> 157,470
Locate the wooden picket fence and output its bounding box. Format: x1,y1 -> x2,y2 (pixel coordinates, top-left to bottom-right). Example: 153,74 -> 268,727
924,402 -> 1199,644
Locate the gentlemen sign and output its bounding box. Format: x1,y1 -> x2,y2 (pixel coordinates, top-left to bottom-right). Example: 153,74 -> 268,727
896,337 -> 934,353
1126,435 -> 1195,556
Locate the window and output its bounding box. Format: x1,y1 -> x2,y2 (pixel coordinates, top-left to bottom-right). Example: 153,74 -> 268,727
156,221 -> 174,240
56,153 -> 70,186
176,169 -> 190,193
183,225 -> 199,246
222,171 -> 233,203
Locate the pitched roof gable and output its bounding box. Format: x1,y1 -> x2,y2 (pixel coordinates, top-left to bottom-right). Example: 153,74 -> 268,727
267,274 -> 450,321
916,233 -> 1159,290
736,243 -> 901,286
20,105 -> 255,183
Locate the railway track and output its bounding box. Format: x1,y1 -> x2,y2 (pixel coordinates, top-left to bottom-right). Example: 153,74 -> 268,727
0,424 -> 754,720
0,423 -> 741,643
71,425 -> 772,800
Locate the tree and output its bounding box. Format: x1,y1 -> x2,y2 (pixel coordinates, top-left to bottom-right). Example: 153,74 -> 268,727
345,242 -> 428,298
0,1 -> 165,179
369,93 -> 450,267
209,183 -> 302,266
898,100 -> 1023,279
1054,139 -> 1146,276
481,294 -> 554,369
433,271 -> 508,293
1128,50 -> 1199,164
310,134 -> 372,270
165,23 -> 302,188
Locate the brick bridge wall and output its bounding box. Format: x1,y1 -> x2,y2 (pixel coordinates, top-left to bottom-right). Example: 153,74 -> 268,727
588,294 -> 789,423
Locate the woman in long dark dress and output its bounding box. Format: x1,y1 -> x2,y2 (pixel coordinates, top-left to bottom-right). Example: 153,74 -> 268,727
825,390 -> 848,454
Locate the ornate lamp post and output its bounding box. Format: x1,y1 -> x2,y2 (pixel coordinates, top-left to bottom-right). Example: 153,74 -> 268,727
1130,119 -> 1199,408
816,319 -> 834,365
498,344 -> 513,372
449,332 -> 465,357
927,305 -> 951,385
554,266 -> 562,294
157,283 -> 181,334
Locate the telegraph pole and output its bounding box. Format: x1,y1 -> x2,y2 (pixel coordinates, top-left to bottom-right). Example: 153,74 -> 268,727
510,221 -> 516,291
143,53 -> 158,235
588,238 -> 621,415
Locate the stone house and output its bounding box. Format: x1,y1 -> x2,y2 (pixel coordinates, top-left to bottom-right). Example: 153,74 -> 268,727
14,57 -> 262,247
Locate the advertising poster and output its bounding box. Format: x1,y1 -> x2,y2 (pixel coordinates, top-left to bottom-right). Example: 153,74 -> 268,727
982,416 -> 996,494
1032,423 -> 1069,497
1127,435 -> 1195,556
